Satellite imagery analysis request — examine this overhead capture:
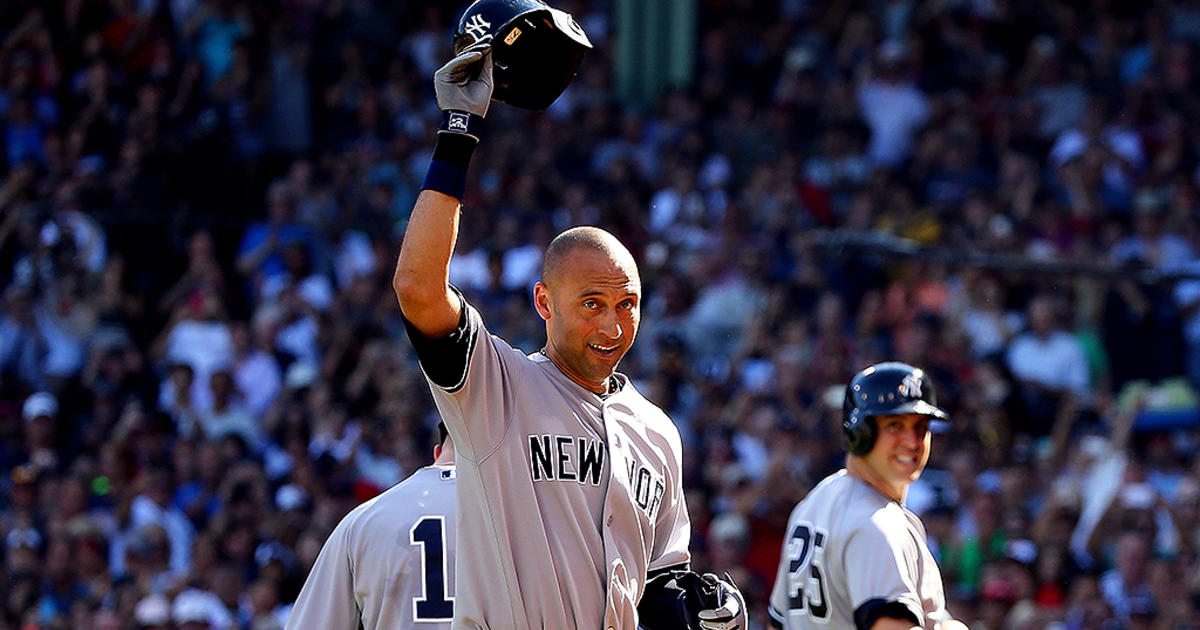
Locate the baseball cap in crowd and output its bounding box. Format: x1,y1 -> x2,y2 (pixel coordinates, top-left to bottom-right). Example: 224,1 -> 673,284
5,526 -> 42,551
255,540 -> 296,571
173,591 -> 214,627
1004,539 -> 1039,566
284,361 -> 318,390
22,392 -> 57,422
134,594 -> 171,627
275,483 -> 308,511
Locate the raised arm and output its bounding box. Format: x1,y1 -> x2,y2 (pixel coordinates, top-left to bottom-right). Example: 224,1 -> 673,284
393,38 -> 494,339
393,189 -> 466,338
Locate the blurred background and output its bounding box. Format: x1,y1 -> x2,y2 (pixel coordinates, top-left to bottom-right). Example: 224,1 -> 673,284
2,0 -> 1200,628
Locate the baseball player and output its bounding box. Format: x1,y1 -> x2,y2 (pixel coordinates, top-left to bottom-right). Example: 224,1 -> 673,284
768,362 -> 970,630
285,424 -> 457,630
391,24 -> 745,630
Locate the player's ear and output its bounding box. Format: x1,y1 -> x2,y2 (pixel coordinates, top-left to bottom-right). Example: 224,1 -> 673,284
533,282 -> 552,320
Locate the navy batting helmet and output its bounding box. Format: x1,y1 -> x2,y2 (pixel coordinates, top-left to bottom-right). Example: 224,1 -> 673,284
841,362 -> 949,456
453,0 -> 592,110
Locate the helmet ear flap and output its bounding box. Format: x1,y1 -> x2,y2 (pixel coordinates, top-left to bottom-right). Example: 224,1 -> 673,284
842,413 -> 875,456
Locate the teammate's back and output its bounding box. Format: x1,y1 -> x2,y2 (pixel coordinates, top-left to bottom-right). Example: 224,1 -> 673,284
287,464 -> 458,630
770,470 -> 946,629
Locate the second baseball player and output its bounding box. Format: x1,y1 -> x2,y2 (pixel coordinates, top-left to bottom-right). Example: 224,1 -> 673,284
768,362 -> 970,630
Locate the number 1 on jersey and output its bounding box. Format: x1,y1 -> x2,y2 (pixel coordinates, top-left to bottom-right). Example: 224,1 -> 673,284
410,516 -> 454,622
786,522 -> 829,621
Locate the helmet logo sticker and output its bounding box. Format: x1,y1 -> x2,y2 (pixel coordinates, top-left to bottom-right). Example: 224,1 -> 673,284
899,373 -> 923,399
463,14 -> 492,43
504,27 -> 522,46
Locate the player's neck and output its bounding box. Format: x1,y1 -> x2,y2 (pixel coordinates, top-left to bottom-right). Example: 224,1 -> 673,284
845,457 -> 908,503
541,347 -> 613,394
435,445 -> 455,465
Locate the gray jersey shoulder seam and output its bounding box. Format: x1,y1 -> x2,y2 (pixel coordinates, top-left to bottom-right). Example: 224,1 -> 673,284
471,339 -> 526,463
439,392 -> 480,464
437,330 -> 522,465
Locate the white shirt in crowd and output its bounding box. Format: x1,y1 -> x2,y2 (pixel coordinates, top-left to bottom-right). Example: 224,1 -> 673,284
857,79 -> 929,168
1006,330 -> 1090,397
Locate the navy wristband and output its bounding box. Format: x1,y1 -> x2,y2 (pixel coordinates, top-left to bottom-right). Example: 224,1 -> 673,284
422,113 -> 480,199
422,160 -> 469,200
431,131 -> 478,169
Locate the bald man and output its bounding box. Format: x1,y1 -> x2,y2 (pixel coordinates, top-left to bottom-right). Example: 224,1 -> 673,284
392,39 -> 745,630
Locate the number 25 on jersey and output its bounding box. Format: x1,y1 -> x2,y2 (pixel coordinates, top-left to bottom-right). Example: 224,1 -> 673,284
786,522 -> 830,621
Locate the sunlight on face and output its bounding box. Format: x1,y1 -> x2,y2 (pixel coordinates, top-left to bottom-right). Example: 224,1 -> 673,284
859,413 -> 932,501
537,247 -> 640,393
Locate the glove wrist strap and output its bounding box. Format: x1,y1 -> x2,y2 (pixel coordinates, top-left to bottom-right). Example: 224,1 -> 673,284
422,115 -> 480,201
437,110 -> 483,142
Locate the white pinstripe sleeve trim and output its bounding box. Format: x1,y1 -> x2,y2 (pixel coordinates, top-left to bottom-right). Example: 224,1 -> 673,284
441,304 -> 479,394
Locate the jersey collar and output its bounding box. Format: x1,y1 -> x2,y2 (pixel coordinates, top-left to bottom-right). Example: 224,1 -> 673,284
531,350 -> 628,399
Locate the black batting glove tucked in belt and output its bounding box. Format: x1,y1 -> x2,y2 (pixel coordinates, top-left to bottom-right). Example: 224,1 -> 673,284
697,572 -> 747,630
639,569 -> 746,630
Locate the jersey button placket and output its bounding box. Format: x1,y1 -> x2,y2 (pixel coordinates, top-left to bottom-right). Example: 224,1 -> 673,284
601,403 -> 619,630
602,401 -> 617,530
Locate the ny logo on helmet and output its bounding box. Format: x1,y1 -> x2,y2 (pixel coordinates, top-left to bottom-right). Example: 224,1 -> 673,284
899,373 -> 923,399
463,14 -> 492,42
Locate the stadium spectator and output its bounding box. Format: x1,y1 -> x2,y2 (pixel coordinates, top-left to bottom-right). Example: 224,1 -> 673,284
6,1 -> 1200,628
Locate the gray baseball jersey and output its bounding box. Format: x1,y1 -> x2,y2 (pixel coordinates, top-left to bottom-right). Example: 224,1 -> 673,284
404,292 -> 691,630
285,464 -> 457,630
768,470 -> 950,630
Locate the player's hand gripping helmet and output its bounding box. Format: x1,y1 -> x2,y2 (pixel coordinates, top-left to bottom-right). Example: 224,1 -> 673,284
842,362 -> 949,456
453,0 -> 592,111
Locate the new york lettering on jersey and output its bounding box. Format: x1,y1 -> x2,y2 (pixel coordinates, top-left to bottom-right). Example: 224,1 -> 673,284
528,434 -> 605,485
526,435 -> 665,520
623,454 -> 666,520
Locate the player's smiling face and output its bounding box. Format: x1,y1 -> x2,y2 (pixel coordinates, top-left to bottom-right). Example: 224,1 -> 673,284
855,413 -> 931,501
535,247 -> 641,394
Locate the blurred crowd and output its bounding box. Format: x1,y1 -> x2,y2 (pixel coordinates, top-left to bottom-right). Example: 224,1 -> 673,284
5,0 -> 1200,628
